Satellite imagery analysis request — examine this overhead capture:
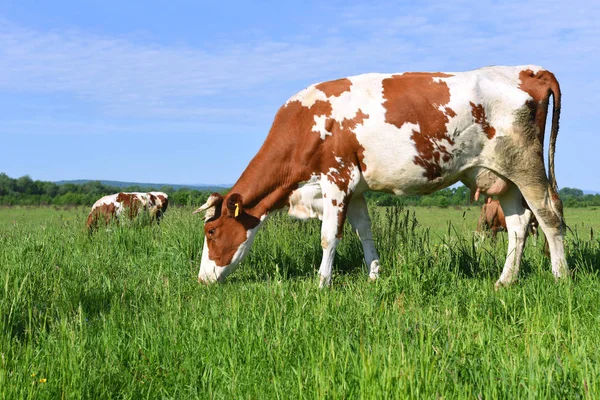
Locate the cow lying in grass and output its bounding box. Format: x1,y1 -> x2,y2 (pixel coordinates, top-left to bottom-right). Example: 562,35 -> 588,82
87,192 -> 168,232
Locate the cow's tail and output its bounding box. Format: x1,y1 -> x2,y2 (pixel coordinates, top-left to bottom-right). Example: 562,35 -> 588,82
547,72 -> 561,195
545,71 -> 565,225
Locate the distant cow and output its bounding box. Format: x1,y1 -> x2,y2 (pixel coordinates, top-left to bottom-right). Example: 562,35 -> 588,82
478,197 -> 539,238
87,191 -> 168,231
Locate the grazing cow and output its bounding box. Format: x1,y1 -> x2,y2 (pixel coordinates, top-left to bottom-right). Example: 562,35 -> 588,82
478,198 -> 507,238
194,65 -> 567,289
87,191 -> 168,231
477,197 -> 540,238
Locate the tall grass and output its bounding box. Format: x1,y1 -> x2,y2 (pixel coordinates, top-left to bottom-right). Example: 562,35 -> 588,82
0,206 -> 599,398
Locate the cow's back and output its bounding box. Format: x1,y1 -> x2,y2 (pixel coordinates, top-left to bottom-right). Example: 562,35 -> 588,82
282,66 -> 541,196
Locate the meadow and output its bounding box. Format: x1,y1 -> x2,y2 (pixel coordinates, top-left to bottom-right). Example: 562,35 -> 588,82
1,204 -> 599,399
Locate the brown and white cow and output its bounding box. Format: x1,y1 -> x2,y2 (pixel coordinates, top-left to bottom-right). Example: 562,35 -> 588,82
478,197 -> 539,239
194,65 -> 567,289
477,198 -> 507,238
87,191 -> 168,231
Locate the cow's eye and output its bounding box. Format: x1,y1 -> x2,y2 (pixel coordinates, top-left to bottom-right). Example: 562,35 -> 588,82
208,228 -> 216,236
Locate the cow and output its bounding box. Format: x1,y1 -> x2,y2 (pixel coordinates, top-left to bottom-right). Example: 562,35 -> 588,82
193,65 -> 567,289
477,197 -> 540,239
87,191 -> 168,231
478,198 -> 507,238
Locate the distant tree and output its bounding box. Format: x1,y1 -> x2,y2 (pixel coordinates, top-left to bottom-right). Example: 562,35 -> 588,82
559,187 -> 584,197
159,186 -> 175,194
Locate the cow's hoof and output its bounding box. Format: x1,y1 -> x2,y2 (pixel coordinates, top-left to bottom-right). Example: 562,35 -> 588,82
494,279 -> 513,291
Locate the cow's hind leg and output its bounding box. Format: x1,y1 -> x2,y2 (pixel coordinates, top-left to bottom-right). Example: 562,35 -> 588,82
346,193 -> 380,281
496,184 -> 532,288
317,167 -> 360,288
517,182 -> 568,279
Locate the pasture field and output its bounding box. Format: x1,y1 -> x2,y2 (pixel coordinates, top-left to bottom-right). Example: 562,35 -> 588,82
1,205 -> 599,399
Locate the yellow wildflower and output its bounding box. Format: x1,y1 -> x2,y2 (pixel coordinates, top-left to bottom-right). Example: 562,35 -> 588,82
39,378 -> 47,383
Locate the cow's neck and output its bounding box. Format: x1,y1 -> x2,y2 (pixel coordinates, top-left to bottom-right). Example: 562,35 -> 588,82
229,142 -> 300,218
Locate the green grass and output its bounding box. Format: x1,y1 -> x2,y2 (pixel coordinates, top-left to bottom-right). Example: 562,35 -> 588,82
0,205 -> 599,399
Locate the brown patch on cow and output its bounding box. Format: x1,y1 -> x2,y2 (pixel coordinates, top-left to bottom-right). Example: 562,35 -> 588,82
230,98 -> 369,213
157,195 -> 169,214
518,69 -> 555,104
116,192 -> 135,207
381,72 -> 456,180
445,107 -> 456,118
470,102 -> 496,139
87,202 -> 117,231
315,78 -> 352,98
116,192 -> 142,218
331,199 -> 338,206
335,194 -> 352,239
319,109 -> 370,190
518,69 -> 556,136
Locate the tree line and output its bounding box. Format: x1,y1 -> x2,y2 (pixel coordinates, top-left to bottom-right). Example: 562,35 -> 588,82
1,173 -> 599,208
0,173 -> 211,207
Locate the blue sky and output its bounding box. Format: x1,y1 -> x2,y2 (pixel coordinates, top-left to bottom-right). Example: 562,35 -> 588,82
1,0 -> 599,190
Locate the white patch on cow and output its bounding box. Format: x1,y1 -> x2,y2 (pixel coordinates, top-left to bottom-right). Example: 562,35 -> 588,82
91,194 -> 119,209
288,180 -> 323,220
197,239 -> 223,283
312,114 -> 330,139
286,84 -> 328,108
341,73 -> 426,194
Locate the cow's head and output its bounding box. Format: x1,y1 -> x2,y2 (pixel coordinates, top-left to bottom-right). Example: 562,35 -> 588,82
193,193 -> 262,283
146,192 -> 168,219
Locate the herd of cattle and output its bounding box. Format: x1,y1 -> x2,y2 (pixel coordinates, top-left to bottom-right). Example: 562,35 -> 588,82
87,65 -> 568,290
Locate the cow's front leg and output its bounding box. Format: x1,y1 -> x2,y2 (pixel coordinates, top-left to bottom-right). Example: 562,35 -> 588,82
318,168 -> 358,288
347,193 -> 380,281
318,216 -> 341,288
318,192 -> 349,288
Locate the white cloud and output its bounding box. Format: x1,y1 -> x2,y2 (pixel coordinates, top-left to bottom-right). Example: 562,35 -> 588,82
0,0 -> 598,122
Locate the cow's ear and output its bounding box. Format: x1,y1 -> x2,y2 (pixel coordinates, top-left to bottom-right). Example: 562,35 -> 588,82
226,193 -> 244,218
